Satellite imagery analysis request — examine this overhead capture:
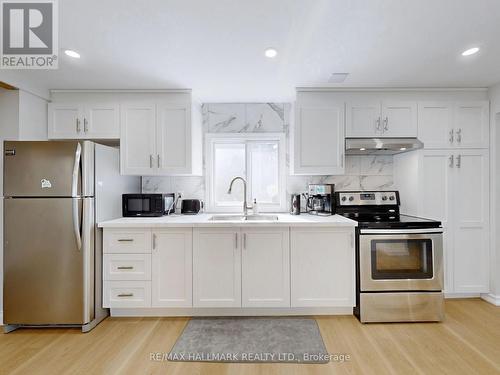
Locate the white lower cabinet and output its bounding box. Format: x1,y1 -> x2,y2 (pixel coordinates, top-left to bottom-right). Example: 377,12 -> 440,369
193,228 -> 241,307
450,150 -> 489,293
290,227 -> 355,307
151,228 -> 193,307
103,253 -> 152,281
103,225 -> 355,312
241,228 -> 290,308
407,149 -> 490,294
103,281 -> 152,308
103,229 -> 152,254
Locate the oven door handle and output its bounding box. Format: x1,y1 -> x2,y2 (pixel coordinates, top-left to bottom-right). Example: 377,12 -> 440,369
359,228 -> 443,235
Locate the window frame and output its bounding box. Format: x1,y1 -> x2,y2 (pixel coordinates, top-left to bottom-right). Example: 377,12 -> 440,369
205,133 -> 287,213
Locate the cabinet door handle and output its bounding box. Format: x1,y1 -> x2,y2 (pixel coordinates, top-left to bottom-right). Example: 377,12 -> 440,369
117,266 -> 134,270
449,155 -> 454,168
76,118 -> 81,132
456,154 -> 461,168
117,293 -> 134,297
341,153 -> 344,168
118,238 -> 134,242
83,118 -> 88,132
456,128 -> 462,143
150,154 -> 153,168
383,117 -> 388,131
449,129 -> 454,143
243,233 -> 246,249
157,154 -> 160,168
376,117 -> 381,131
153,233 -> 157,249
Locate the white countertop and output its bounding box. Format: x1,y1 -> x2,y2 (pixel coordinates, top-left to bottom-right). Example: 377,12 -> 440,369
98,213 -> 357,228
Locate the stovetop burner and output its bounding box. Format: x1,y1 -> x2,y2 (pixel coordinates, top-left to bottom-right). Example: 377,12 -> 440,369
335,191 -> 441,229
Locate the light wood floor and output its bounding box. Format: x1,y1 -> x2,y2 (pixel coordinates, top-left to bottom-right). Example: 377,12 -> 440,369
1,299 -> 499,375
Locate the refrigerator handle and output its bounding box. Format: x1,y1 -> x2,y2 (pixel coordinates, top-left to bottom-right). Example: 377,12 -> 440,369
73,198 -> 82,251
72,143 -> 82,197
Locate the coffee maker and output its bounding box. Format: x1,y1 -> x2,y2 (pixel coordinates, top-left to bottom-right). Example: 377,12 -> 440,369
305,184 -> 335,216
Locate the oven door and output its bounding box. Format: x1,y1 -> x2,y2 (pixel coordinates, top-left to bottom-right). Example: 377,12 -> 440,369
359,228 -> 443,291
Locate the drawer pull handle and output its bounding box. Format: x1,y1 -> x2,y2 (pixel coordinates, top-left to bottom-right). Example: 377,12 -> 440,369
117,293 -> 134,297
118,239 -> 134,242
117,266 -> 134,270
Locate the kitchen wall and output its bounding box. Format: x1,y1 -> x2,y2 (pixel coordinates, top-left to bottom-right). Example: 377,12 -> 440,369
142,103 -> 394,203
488,82 -> 500,303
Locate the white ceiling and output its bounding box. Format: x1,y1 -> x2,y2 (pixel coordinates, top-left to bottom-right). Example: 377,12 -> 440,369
1,0 -> 500,101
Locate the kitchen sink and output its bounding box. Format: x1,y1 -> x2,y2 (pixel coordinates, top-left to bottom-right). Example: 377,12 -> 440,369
209,214 -> 278,222
245,215 -> 279,221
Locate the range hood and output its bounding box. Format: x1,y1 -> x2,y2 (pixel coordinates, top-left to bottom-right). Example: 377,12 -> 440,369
345,138 -> 424,155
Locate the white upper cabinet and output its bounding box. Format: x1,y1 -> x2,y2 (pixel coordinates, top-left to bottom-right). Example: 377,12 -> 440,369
120,103 -> 157,175
346,101 -> 417,138
120,97 -> 202,176
417,102 -> 454,149
418,101 -> 489,149
48,101 -> 119,139
48,91 -> 202,176
453,101 -> 489,149
241,228 -> 290,308
156,104 -> 191,175
381,101 -> 417,137
346,102 -> 383,137
84,102 -> 120,138
293,99 -> 345,175
48,103 -> 83,139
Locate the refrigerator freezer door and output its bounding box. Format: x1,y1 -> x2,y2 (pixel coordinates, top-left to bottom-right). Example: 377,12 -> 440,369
3,141 -> 95,197
4,197 -> 94,324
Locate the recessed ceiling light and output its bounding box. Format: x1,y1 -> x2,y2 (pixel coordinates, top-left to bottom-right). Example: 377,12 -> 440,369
264,48 -> 277,58
461,47 -> 479,56
329,73 -> 349,83
359,148 -> 366,151
400,147 -> 407,151
64,49 -> 80,58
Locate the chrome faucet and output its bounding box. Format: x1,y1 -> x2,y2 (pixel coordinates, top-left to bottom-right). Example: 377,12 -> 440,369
227,176 -> 252,216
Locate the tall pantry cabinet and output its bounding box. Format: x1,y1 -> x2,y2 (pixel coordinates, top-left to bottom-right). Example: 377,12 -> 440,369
395,100 -> 490,294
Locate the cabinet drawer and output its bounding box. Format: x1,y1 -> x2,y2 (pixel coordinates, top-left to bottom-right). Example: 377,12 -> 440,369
103,229 -> 152,253
103,281 -> 152,308
103,254 -> 151,281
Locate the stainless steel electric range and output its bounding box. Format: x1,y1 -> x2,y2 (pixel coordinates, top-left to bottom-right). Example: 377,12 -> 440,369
335,191 -> 444,323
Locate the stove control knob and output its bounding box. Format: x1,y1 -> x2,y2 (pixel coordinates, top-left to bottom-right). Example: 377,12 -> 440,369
382,196 -> 387,201
341,196 -> 347,202
389,196 -> 395,201
348,196 -> 354,202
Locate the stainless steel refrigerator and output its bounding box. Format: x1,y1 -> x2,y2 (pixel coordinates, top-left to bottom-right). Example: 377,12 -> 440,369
3,141 -> 139,332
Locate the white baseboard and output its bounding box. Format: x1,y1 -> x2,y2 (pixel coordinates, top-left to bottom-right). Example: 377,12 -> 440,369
110,306 -> 354,317
481,293 -> 500,306
444,292 -> 480,299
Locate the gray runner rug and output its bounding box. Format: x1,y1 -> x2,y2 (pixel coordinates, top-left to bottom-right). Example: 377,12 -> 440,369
168,317 -> 329,363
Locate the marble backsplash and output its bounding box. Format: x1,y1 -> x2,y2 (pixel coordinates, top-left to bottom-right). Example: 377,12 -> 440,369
142,103 -> 394,206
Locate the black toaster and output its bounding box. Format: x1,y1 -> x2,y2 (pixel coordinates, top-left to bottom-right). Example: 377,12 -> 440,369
181,199 -> 203,214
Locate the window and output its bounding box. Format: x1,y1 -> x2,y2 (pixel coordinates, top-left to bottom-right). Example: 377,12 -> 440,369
206,133 -> 286,212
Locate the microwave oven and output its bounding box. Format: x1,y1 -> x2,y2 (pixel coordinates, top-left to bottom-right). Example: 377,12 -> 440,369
122,193 -> 175,217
